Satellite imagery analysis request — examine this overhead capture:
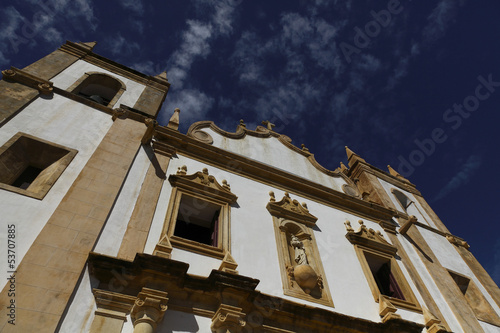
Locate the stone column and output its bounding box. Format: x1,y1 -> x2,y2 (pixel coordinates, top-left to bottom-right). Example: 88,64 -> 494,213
211,304 -> 246,333
131,288 -> 168,333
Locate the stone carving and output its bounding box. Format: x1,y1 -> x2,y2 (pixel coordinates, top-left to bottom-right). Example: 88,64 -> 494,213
266,192 -> 318,226
169,167 -> 237,204
291,235 -> 308,265
345,220 -> 397,256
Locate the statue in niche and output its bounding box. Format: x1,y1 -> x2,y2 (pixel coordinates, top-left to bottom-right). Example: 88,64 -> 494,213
288,234 -> 320,294
290,235 -> 308,265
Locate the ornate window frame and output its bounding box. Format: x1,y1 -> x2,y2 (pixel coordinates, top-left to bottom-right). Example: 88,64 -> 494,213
0,132 -> 77,200
267,192 -> 334,307
155,166 -> 237,259
345,220 -> 421,313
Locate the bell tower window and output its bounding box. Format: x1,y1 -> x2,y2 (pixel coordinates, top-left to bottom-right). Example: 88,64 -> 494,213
68,72 -> 126,108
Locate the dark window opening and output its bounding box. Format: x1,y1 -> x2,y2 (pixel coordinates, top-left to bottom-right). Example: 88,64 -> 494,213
366,253 -> 405,300
11,165 -> 43,189
71,73 -> 123,107
449,271 -> 470,295
77,91 -> 111,106
174,196 -> 221,247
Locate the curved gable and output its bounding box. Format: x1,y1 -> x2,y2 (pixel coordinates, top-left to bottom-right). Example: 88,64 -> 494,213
187,121 -> 351,192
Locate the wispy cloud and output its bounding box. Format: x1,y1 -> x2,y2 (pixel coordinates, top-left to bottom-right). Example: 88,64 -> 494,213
422,0 -> 465,44
433,154 -> 482,201
106,33 -> 140,56
167,0 -> 239,89
119,0 -> 144,15
163,89 -> 215,124
0,1 -> 97,66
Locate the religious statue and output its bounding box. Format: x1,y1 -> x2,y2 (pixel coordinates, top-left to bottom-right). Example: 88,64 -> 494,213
290,235 -> 308,265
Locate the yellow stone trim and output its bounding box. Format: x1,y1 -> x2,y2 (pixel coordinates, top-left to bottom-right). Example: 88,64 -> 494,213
186,120 -> 354,183
157,167 -> 234,259
0,132 -> 77,200
268,193 -> 334,307
346,221 -> 421,313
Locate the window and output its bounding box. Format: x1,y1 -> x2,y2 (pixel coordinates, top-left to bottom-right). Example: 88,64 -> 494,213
448,270 -> 500,325
365,253 -> 405,300
155,167 -> 236,259
0,133 -> 77,199
173,195 -> 221,247
68,72 -> 126,108
345,220 -> 421,312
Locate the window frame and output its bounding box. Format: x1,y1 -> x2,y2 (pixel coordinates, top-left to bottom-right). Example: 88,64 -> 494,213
156,167 -> 236,259
0,132 -> 77,200
67,71 -> 127,108
345,220 -> 421,313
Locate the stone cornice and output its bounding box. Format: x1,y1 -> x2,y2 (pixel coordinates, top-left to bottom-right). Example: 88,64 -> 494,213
187,121 -> 353,183
60,41 -> 170,91
88,252 -> 425,333
348,159 -> 421,196
2,67 -> 53,95
154,126 -> 396,222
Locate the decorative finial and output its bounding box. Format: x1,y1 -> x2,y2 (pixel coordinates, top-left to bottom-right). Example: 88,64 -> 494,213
177,165 -> 187,175
345,146 -> 366,167
301,202 -> 308,210
167,108 -> 180,130
222,179 -> 231,191
301,144 -> 309,152
344,220 -> 354,232
262,120 -> 275,130
239,119 -> 246,128
202,168 -> 209,174
269,191 -> 276,202
340,161 -> 348,172
387,165 -> 406,180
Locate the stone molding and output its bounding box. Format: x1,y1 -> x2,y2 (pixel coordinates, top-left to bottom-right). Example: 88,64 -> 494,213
2,67 -> 53,95
154,126 -> 396,222
88,253 -> 424,333
211,304 -> 246,333
266,191 -> 318,227
345,220 -> 397,256
168,166 -> 237,204
131,288 -> 169,330
185,121 -> 358,188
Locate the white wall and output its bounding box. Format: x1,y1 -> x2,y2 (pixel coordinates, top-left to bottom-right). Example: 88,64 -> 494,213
0,94 -> 113,287
51,60 -> 146,108
378,179 -> 437,229
142,154 -> 425,324
203,127 -> 347,191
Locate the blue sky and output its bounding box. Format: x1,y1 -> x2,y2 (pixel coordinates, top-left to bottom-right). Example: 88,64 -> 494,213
1,0 -> 499,286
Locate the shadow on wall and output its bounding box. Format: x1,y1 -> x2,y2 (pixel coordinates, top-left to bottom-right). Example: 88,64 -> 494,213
158,310 -> 200,332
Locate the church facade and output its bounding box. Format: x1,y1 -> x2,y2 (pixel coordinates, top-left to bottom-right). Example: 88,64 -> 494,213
0,41 -> 499,333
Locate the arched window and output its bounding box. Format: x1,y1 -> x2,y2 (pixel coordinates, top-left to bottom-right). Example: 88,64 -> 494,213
392,189 -> 411,211
69,72 -> 126,108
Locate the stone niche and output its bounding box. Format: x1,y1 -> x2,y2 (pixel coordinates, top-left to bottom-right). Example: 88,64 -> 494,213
267,191 -> 334,307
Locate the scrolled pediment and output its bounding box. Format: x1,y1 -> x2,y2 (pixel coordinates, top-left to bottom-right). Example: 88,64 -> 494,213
266,191 -> 317,226
168,166 -> 237,204
345,220 -> 397,255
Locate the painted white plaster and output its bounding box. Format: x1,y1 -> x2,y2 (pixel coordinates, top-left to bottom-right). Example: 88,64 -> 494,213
94,146 -> 150,256
50,60 -> 146,108
421,228 -> 500,316
143,154 -> 428,323
398,233 -> 464,332
0,94 -> 112,287
59,268 -> 97,333
479,320 -> 500,333
203,127 -> 347,191
378,179 -> 437,229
